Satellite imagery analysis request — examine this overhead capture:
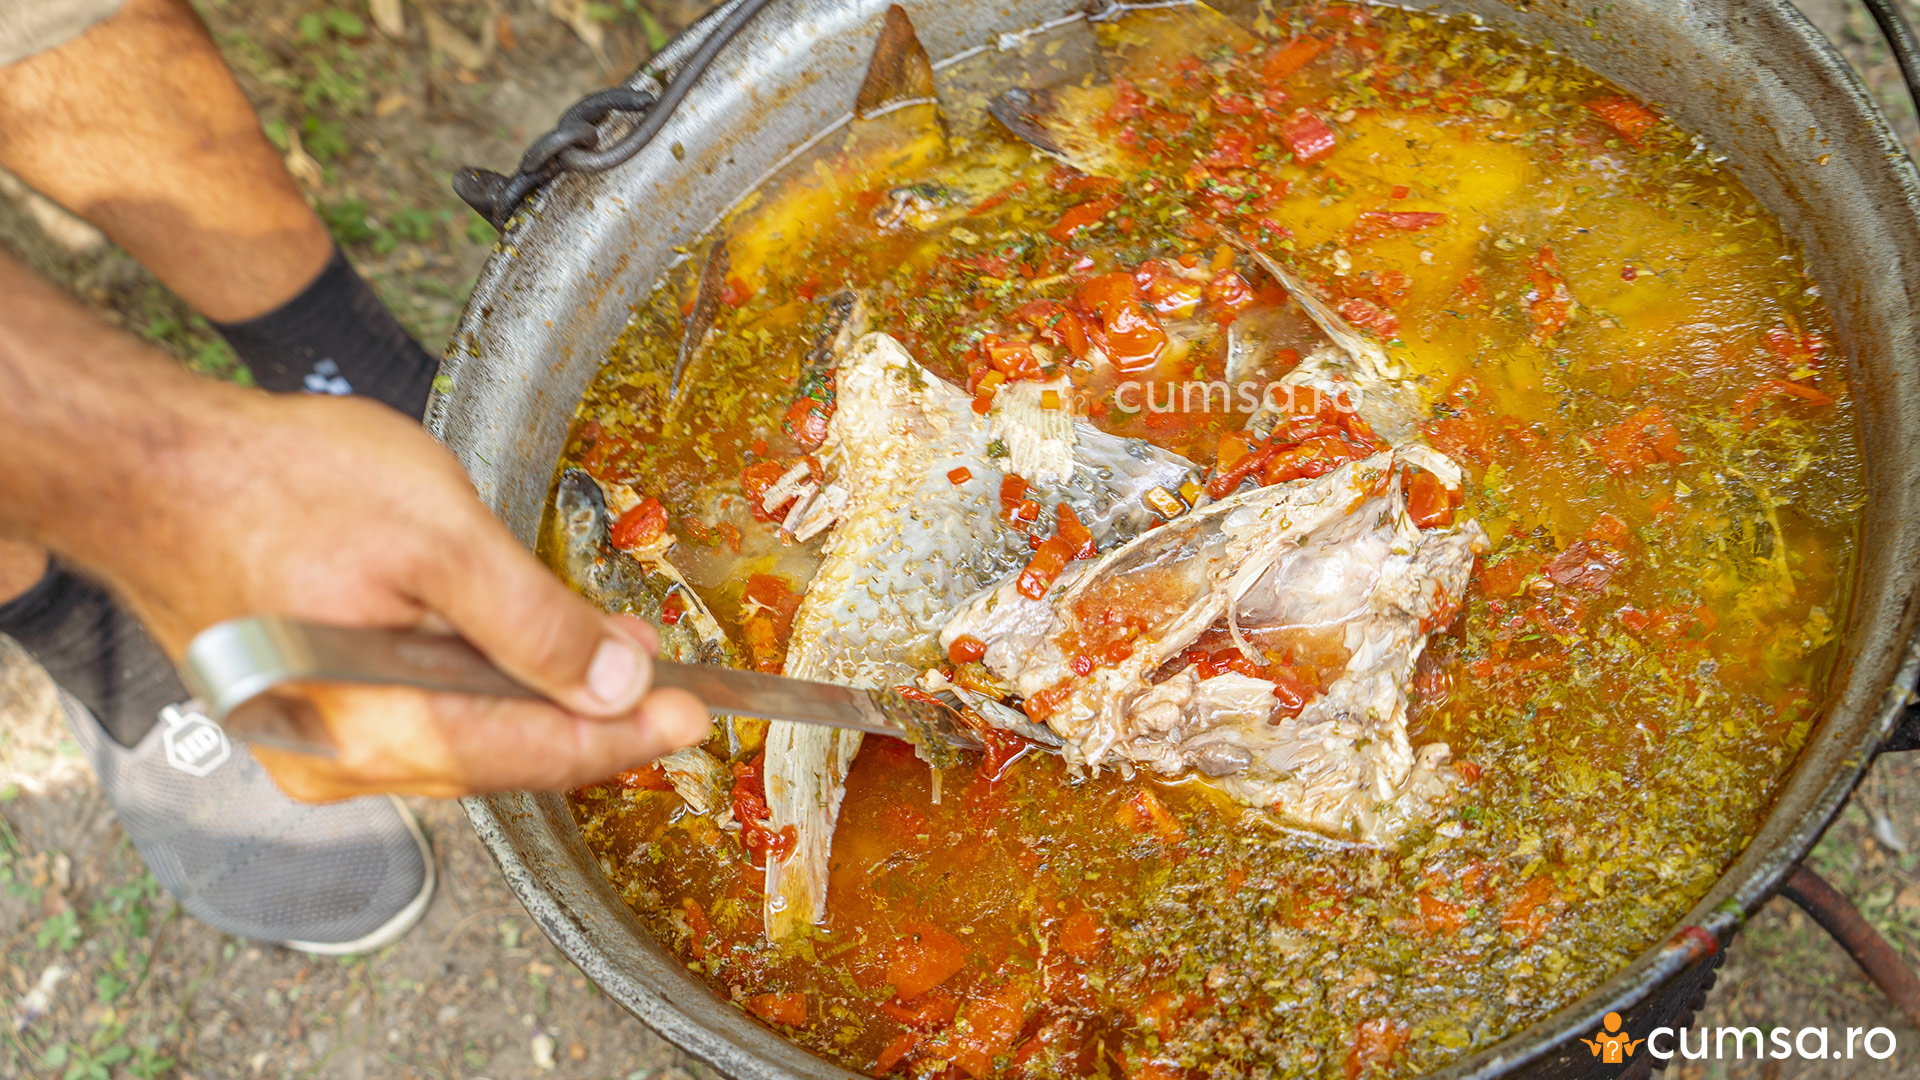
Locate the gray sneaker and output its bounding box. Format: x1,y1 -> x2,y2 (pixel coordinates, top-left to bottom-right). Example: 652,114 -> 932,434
63,691 -> 435,954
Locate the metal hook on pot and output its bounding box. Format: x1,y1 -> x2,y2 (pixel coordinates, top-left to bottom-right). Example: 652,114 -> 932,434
452,0 -> 778,231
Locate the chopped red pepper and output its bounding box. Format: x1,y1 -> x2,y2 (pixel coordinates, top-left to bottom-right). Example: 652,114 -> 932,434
1279,109 -> 1338,164
999,475 -> 1030,521
1018,537 -> 1075,599
1586,95 -> 1658,144
609,496 -> 668,550
1055,504 -> 1095,559
746,992 -> 806,1027
783,396 -> 832,450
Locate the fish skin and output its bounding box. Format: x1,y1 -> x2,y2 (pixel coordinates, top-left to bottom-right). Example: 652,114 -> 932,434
549,469 -> 742,812
763,332 -> 1196,939
939,450 -> 1488,842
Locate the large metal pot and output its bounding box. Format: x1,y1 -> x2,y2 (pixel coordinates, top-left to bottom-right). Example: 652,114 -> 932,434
425,2 -> 1920,1076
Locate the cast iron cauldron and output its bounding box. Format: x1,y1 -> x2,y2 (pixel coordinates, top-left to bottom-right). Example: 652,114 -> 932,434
425,2 -> 1920,1076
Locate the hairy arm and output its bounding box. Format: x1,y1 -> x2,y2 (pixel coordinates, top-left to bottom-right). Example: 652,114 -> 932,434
0,252 -> 708,798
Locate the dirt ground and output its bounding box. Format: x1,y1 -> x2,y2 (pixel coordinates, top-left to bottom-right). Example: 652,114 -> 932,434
3,0 -> 1920,1078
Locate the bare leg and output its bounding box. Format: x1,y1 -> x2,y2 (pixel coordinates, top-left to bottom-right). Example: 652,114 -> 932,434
0,0 -> 330,322
0,536 -> 49,605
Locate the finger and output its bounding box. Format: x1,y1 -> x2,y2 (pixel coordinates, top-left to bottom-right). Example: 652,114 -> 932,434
255,683 -> 712,799
418,522 -> 658,718
439,688 -> 711,793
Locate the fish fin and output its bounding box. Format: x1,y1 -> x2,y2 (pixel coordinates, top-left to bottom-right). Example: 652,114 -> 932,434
669,236 -> 731,405
989,377 -> 1077,485
856,5 -> 939,118
762,723 -> 863,939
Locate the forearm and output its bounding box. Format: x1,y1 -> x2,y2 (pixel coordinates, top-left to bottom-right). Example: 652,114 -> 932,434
0,252 -> 257,609
0,0 -> 329,321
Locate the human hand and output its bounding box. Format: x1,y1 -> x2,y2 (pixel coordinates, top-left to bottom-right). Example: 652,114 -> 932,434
76,388 -> 709,800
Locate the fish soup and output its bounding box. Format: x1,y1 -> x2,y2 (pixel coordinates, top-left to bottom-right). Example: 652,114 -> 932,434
548,3 -> 1860,1076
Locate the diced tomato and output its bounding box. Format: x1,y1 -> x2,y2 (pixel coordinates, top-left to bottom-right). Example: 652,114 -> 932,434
609,497 -> 668,549
746,992 -> 806,1027
1056,504 -> 1095,559
784,396 -> 832,449
660,592 -> 687,626
1592,406 -> 1683,474
1076,271 -> 1168,372
1731,378 -> 1835,431
1348,210 -> 1448,244
613,763 -> 671,790
1583,512 -> 1629,545
1204,270 -> 1256,322
720,275 -> 753,307
1389,184 -> 1410,200
1279,108 -> 1338,164
1271,675 -> 1314,719
979,726 -> 1030,780
948,466 -> 973,486
888,922 -> 969,1000
878,986 -> 959,1030
874,1032 -> 920,1073
1405,469 -> 1453,529
1263,37 -> 1326,81
948,635 -> 987,664
1205,129 -> 1255,169
1119,788 -> 1185,842
740,459 -> 793,521
1527,246 -> 1573,342
1417,891 -> 1467,934
732,754 -> 798,865
681,897 -> 711,959
1586,95 -> 1659,143
1058,908 -> 1108,958
1048,193 -> 1122,244
951,983 -> 1030,1079
1339,297 -> 1399,337
1501,874 -> 1556,940
1212,91 -> 1257,115
1344,1017 -> 1408,1080
1018,537 -> 1075,599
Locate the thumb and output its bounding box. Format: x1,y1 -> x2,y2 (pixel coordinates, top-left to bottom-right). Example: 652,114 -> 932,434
421,522 -> 661,718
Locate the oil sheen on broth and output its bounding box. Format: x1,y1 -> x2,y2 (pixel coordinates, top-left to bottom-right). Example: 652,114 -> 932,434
547,3 -> 1860,1077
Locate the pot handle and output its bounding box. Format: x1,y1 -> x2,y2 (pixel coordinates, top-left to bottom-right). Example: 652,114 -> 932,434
452,0 -> 776,231
1862,0 -> 1920,124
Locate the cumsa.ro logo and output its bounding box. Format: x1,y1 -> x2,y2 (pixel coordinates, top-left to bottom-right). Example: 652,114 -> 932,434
1582,1012 -> 1643,1064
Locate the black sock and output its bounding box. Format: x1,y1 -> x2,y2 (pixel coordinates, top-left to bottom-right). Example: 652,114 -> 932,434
211,246 -> 439,417
0,564 -> 185,748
